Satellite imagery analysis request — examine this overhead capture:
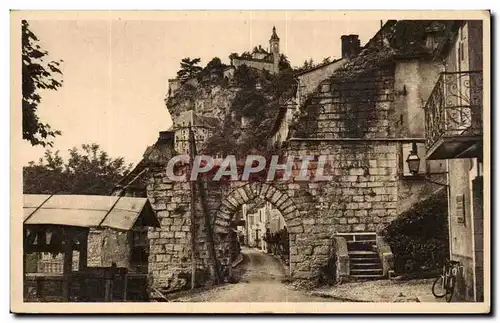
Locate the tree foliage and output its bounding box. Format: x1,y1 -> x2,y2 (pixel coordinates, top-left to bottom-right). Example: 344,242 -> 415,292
176,57 -> 203,83
23,143 -> 133,195
22,20 -> 63,147
240,51 -> 252,59
197,57 -> 226,84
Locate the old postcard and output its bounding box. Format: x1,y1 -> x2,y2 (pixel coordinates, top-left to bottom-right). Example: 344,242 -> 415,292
11,10 -> 490,314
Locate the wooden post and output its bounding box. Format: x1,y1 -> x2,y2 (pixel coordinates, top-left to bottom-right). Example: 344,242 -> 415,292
23,248 -> 27,300
188,124 -> 220,285
122,270 -> 128,301
188,124 -> 197,290
62,229 -> 73,302
197,180 -> 221,284
104,262 -> 117,302
78,230 -> 88,301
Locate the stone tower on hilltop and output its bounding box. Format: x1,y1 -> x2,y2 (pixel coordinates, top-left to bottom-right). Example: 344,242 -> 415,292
229,26 -> 282,74
270,26 -> 280,72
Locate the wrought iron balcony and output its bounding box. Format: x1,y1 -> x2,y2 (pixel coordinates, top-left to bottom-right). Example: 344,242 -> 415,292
425,71 -> 483,160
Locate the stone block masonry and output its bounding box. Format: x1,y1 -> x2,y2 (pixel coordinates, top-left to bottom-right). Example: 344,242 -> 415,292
147,167 -> 207,293
286,139 -> 399,233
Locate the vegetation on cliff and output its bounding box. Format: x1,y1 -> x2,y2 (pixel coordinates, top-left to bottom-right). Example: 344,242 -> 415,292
202,54 -> 296,158
166,54 -> 297,159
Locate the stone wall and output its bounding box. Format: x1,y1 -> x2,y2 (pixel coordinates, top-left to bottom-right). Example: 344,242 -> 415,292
232,58 -> 277,74
286,139 -> 400,233
296,59 -> 346,106
146,163 -> 225,294
293,64 -> 396,140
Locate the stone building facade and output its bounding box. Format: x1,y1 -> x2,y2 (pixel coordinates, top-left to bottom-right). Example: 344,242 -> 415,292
171,110 -> 218,155
423,20 -> 484,302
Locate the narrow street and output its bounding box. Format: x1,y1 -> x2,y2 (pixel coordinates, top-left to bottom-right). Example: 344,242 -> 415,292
174,247 -> 339,302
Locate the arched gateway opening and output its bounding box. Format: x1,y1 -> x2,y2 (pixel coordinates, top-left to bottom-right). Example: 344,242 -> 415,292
212,182 -> 301,279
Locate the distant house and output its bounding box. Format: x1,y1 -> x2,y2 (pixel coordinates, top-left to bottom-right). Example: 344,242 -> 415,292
171,110 -> 219,155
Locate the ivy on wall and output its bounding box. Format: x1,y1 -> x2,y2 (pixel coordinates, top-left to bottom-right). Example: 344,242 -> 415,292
381,189 -> 449,274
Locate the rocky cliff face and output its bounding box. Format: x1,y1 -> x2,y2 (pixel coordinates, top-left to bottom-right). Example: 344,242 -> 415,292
166,83 -> 239,122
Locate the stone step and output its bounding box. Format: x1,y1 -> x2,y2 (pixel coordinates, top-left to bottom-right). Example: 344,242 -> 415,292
347,243 -> 377,251
348,250 -> 379,258
347,240 -> 376,245
349,250 -> 377,255
350,274 -> 385,279
350,257 -> 380,263
351,268 -> 383,273
351,262 -> 382,269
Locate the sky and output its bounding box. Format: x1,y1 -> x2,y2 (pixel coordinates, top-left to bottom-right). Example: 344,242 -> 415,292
20,12 -> 381,167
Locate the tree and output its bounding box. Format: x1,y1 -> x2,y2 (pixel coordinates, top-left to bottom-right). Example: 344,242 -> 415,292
22,20 -> 63,147
23,143 -> 133,195
240,51 -> 252,59
229,53 -> 238,62
203,57 -> 225,79
176,57 -> 203,83
233,65 -> 259,89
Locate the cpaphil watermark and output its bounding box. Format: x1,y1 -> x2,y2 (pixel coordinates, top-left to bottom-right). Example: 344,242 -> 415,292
166,155 -> 334,182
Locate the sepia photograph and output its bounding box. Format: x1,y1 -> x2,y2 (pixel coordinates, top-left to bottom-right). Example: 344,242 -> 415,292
10,10 -> 490,314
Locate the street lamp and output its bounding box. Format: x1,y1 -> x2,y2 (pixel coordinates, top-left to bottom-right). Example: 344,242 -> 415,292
405,141 -> 448,187
406,141 -> 421,175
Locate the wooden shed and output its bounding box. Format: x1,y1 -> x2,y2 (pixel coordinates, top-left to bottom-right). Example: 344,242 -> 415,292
23,194 -> 160,302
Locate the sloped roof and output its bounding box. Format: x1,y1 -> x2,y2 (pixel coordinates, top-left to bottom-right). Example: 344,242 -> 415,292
294,58 -> 344,76
23,194 -> 160,231
329,20 -> 459,81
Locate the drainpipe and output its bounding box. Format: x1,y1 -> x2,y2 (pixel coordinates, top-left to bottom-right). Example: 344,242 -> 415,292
446,160 -> 452,261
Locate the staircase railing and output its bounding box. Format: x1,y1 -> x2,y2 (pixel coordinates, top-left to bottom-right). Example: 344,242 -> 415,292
375,235 -> 394,278
333,236 -> 350,282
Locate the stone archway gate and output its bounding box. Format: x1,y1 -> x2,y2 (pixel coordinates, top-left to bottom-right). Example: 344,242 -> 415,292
145,172 -> 337,294
145,137 -> 402,295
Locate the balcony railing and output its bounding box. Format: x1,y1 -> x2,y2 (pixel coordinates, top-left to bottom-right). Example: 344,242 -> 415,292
424,71 -> 483,159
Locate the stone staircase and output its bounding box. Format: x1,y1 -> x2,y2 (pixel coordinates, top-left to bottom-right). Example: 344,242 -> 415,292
344,233 -> 385,279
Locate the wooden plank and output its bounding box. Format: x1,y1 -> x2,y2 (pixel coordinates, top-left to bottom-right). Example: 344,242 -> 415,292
78,231 -> 88,301
61,229 -> 73,302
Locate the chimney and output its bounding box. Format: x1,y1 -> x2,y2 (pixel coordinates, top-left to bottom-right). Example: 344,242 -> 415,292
341,34 -> 361,59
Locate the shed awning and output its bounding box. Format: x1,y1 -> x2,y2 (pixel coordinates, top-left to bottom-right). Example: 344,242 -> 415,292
23,194 -> 160,231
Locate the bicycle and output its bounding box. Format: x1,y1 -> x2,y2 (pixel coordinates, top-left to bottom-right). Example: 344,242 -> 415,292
432,259 -> 461,302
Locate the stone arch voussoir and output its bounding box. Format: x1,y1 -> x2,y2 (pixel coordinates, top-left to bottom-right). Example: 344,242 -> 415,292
214,182 -> 301,232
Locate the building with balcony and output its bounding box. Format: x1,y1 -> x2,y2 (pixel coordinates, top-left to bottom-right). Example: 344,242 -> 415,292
424,20 -> 484,302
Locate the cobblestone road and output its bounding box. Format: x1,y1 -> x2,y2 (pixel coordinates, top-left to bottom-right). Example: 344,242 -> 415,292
174,247 -> 339,302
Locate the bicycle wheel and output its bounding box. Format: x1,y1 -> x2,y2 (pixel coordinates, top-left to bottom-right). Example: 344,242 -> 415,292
445,276 -> 456,302
432,275 -> 447,298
